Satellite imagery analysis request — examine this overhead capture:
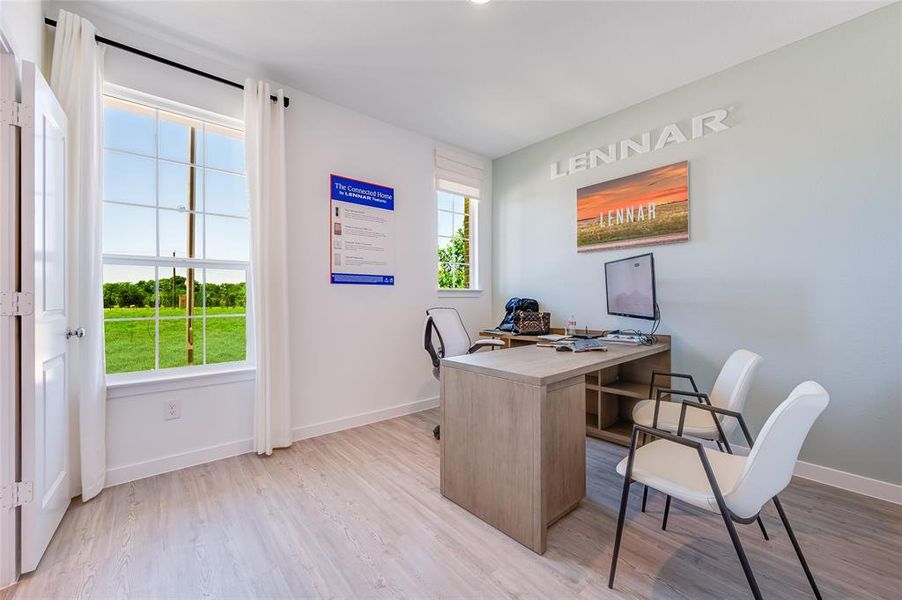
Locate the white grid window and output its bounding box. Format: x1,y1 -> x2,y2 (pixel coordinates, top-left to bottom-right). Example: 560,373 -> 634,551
437,188 -> 475,289
101,91 -> 250,376
435,147 -> 483,291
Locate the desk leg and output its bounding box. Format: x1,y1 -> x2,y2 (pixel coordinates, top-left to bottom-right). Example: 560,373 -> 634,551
441,367 -> 585,554
543,377 -> 587,531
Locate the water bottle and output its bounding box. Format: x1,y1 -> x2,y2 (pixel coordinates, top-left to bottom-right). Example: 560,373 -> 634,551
566,315 -> 576,337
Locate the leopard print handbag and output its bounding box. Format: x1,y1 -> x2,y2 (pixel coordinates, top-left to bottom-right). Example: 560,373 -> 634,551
513,310 -> 551,335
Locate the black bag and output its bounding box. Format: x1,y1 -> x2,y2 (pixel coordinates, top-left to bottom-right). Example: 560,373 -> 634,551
498,297 -> 539,332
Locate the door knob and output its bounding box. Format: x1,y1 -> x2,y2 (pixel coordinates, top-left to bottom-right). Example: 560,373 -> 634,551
65,327 -> 85,340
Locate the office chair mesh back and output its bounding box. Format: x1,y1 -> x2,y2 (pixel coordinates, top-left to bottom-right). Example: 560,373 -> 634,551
708,349 -> 762,432
426,307 -> 472,359
724,381 -> 829,519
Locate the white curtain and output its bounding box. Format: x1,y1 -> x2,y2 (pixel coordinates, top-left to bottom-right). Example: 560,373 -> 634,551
49,10 -> 106,500
244,80 -> 292,455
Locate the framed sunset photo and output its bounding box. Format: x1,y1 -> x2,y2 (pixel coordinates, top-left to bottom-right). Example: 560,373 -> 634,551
576,161 -> 689,252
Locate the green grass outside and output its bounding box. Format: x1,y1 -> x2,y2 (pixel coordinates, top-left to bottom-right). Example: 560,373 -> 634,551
577,200 -> 688,247
104,306 -> 246,374
104,306 -> 245,319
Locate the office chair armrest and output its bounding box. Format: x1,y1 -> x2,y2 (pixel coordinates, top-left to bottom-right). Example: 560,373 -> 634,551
423,315 -> 443,369
649,371 -> 699,398
468,339 -> 505,353
632,424 -> 704,450
655,389 -> 711,403
650,388 -> 710,428
677,402 -> 755,447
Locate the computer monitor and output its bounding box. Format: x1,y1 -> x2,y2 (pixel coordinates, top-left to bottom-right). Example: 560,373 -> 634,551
604,253 -> 657,320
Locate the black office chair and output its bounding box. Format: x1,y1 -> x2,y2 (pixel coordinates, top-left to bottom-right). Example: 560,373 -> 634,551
423,307 -> 503,439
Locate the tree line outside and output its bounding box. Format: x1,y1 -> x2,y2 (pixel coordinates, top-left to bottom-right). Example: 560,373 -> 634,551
438,195 -> 471,289
437,226 -> 470,289
103,274 -> 246,310
104,274 -> 247,374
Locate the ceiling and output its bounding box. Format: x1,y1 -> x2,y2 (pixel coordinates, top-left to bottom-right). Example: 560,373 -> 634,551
56,1 -> 885,158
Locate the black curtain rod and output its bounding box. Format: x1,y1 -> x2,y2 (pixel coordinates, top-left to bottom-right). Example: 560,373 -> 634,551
44,17 -> 289,108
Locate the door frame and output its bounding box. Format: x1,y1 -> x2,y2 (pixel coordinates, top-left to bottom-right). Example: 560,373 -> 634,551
0,31 -> 20,590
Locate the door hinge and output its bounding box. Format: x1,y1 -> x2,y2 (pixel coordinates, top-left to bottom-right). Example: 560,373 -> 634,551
0,99 -> 33,128
0,481 -> 33,509
0,291 -> 34,316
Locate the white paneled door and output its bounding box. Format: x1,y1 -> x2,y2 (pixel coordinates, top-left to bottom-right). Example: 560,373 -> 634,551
20,61 -> 71,574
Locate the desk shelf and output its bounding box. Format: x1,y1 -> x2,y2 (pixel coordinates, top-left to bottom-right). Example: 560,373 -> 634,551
480,327 -> 609,349
582,355 -> 671,447
587,421 -> 634,445
600,380 -> 649,398
599,380 -> 670,401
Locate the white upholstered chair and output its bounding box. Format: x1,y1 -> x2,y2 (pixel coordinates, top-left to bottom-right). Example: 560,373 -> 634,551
633,349 -> 764,534
633,349 -> 763,446
423,307 -> 503,438
609,381 -> 830,600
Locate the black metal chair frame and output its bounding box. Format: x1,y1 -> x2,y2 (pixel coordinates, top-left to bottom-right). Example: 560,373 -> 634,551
646,385 -> 770,540
647,371 -> 731,451
608,402 -> 823,600
640,371 -> 769,539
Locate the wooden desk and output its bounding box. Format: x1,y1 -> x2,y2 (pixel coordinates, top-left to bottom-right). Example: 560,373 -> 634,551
479,330 -> 671,446
440,340 -> 671,554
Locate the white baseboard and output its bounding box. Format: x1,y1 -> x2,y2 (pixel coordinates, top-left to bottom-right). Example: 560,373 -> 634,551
292,396 -> 440,442
105,399 -> 898,505
792,461 -> 902,505
732,445 -> 901,505
103,397 -> 440,488
105,438 -> 254,488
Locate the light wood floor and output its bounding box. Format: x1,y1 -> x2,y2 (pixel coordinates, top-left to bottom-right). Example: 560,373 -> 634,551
4,408 -> 900,599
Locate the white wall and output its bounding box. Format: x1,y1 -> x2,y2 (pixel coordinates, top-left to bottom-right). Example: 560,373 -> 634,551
0,0 -> 48,72
492,5 -> 901,485
80,13 -> 493,484
285,92 -> 493,436
105,376 -> 255,485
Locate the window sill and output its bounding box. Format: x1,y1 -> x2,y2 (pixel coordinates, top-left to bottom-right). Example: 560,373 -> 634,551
106,364 -> 255,400
437,288 -> 484,298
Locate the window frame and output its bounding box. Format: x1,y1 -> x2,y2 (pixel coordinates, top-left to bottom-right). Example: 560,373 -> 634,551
101,84 -> 252,383
436,181 -> 480,292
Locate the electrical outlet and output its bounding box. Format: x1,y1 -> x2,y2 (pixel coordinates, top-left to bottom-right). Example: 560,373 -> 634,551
164,398 -> 181,421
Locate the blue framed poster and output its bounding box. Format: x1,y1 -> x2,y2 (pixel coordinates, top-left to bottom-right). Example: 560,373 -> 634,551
330,174 -> 395,285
